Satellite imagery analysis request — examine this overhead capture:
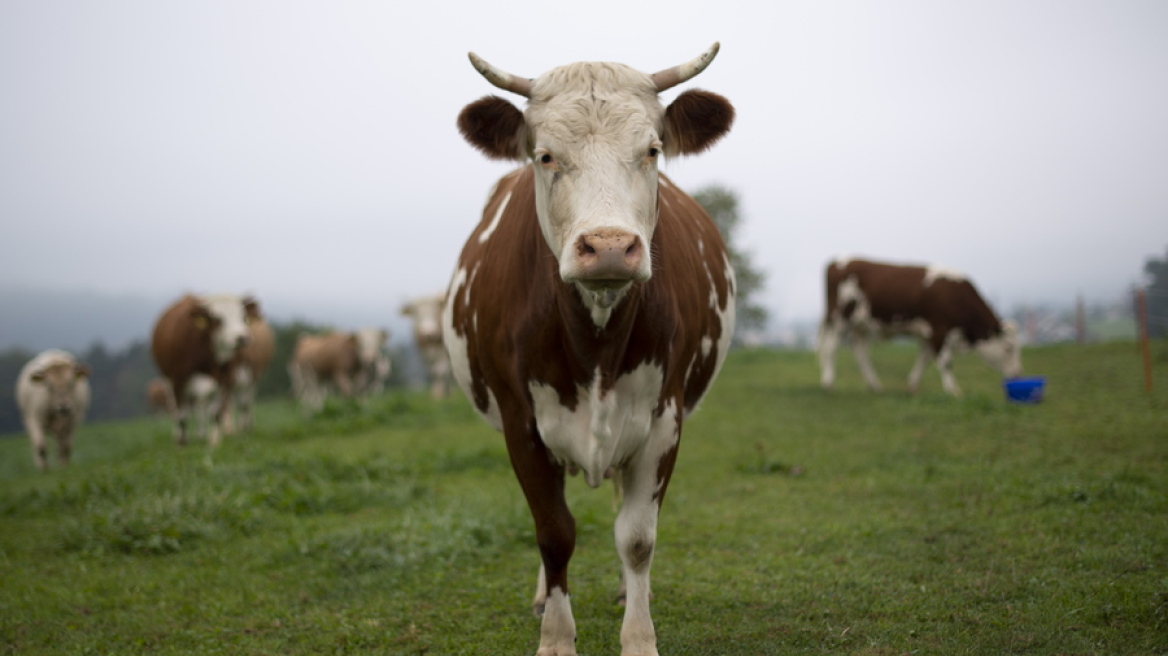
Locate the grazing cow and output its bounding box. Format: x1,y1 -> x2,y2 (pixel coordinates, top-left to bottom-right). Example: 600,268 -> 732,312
15,349 -> 91,470
818,257 -> 1022,396
151,294 -> 260,446
289,328 -> 388,411
444,44 -> 735,656
401,293 -> 451,399
229,317 -> 275,432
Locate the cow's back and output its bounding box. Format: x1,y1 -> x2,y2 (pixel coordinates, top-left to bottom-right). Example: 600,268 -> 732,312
294,333 -> 358,377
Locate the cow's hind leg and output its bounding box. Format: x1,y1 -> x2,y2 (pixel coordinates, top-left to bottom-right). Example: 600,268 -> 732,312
816,320 -> 841,390
851,334 -> 883,391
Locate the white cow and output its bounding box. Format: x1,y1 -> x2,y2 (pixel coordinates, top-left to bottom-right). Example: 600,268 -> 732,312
15,349 -> 91,471
401,294 -> 450,399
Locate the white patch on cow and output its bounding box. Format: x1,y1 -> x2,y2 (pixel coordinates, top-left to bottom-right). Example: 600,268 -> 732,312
529,362 -> 665,489
697,238 -> 705,256
478,190 -> 512,244
444,267 -> 502,430
198,294 -> 251,364
923,265 -> 967,286
700,336 -> 713,358
537,586 -> 577,655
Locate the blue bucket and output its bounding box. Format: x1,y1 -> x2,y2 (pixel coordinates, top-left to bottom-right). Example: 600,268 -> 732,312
1004,376 -> 1046,403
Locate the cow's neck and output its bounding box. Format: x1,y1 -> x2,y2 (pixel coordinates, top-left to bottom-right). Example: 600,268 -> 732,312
555,280 -> 645,385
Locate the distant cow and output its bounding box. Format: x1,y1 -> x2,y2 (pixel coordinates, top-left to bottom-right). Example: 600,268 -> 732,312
401,293 -> 450,399
818,257 -> 1022,396
151,293 -> 261,446
288,328 -> 388,411
146,377 -> 174,414
15,349 -> 91,470
445,44 -> 734,655
229,317 -> 275,432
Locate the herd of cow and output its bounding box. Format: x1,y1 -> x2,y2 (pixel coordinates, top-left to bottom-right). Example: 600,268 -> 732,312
11,44 -> 1025,655
15,291 -> 454,470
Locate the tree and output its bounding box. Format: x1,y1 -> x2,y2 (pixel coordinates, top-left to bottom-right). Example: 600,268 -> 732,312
1144,247 -> 1168,338
692,184 -> 768,340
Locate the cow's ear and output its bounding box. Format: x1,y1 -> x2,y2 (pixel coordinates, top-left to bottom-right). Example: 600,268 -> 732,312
190,306 -> 210,331
400,303 -> 413,317
458,95 -> 528,161
74,364 -> 90,379
663,89 -> 735,157
243,297 -> 262,321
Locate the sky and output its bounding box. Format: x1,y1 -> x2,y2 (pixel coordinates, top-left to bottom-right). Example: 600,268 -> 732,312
2,1 -> 1166,343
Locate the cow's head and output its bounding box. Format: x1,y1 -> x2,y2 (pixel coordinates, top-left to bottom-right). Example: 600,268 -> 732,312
30,361 -> 89,417
402,294 -> 446,346
192,294 -> 260,364
458,44 -> 734,310
976,319 -> 1023,378
354,328 -> 389,366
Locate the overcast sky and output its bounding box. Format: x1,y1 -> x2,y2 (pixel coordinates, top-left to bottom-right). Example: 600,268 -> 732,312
2,1 -> 1166,335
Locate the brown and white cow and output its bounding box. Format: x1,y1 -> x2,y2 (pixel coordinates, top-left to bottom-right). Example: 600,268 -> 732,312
229,317 -> 275,432
818,257 -> 1022,396
15,349 -> 91,470
151,294 -> 260,446
288,328 -> 388,411
401,293 -> 451,399
444,44 -> 735,656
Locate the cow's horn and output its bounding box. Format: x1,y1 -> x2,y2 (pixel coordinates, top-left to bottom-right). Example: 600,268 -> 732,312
468,52 -> 533,98
651,42 -> 720,92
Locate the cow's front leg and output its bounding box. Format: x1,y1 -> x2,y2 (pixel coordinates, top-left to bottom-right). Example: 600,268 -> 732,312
816,320 -> 841,390
614,414 -> 681,656
936,346 -> 963,397
505,418 -> 577,656
25,419 -> 49,471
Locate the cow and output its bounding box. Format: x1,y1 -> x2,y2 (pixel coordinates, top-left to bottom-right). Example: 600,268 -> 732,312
288,328 -> 388,411
150,293 -> 260,446
401,293 -> 451,399
146,377 -> 174,415
228,316 -> 275,432
444,43 -> 735,656
15,349 -> 91,470
817,257 -> 1022,397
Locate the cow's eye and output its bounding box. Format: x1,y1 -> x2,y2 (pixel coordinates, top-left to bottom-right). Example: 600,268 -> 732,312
540,153 -> 553,164
648,147 -> 660,158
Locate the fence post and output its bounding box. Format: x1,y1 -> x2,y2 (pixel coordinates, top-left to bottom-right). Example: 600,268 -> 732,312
1136,288 -> 1153,393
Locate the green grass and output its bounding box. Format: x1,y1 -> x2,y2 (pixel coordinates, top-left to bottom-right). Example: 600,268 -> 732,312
1,342 -> 1166,655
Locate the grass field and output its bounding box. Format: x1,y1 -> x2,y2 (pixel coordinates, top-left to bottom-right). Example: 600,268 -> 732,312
2,342 -> 1166,655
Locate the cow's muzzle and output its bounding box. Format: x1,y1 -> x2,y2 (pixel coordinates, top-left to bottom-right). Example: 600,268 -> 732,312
571,230 -> 645,290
